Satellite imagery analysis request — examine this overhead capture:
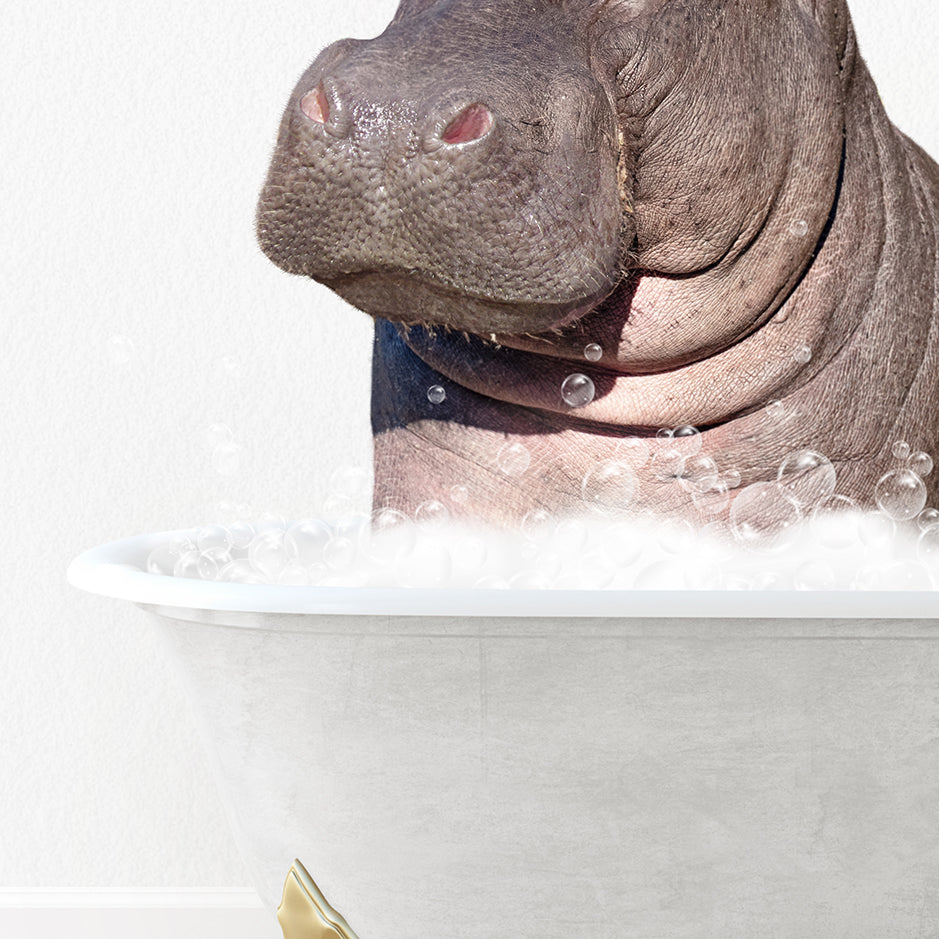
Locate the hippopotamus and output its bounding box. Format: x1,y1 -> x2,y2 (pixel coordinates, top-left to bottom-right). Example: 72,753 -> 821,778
257,0 -> 939,529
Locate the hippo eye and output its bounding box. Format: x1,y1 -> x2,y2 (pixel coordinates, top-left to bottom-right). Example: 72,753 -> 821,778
441,102 -> 493,145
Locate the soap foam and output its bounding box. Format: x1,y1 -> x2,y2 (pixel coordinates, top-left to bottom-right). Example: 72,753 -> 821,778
145,509 -> 939,591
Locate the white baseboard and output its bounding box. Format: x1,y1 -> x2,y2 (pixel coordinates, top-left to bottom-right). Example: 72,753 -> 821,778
0,891 -> 282,939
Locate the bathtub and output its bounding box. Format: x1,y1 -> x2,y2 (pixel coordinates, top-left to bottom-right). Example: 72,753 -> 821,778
69,529 -> 939,937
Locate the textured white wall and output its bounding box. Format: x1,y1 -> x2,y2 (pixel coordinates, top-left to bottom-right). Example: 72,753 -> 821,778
1,0 -> 936,894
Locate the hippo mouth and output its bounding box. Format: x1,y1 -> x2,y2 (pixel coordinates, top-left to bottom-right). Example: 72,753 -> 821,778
325,270 -> 613,337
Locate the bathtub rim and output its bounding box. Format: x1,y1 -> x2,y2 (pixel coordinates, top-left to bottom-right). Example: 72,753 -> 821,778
67,529 -> 939,619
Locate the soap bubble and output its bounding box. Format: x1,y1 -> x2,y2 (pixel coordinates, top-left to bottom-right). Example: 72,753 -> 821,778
889,561 -> 934,590
212,441 -> 242,477
789,219 -> 809,237
857,511 -> 896,550
729,482 -> 802,550
276,565 -> 311,586
256,513 -> 287,533
682,558 -> 725,590
415,499 -> 450,525
449,485 -> 469,504
248,530 -> 290,578
329,466 -> 371,502
655,428 -> 674,440
584,343 -> 602,361
613,437 -> 651,467
917,525 -> 939,563
794,559 -> 836,591
793,345 -> 812,364
776,449 -> 836,507
721,469 -> 743,490
496,441 -> 531,476
367,508 -> 417,564
322,493 -> 357,518
323,472 -> 369,518
649,445 -> 684,481
107,334 -> 136,365
810,495 -> 861,549
323,535 -> 356,571
917,507 -> 939,532
509,569 -> 553,590
725,572 -> 758,591
427,384 -> 446,404
218,558 -> 265,584
679,455 -> 720,493
211,500 -> 241,523
227,520 -> 256,550
633,559 -> 684,590
671,425 -> 702,455
200,545 -> 231,569
561,373 -> 595,407
581,460 -> 637,516
196,553 -> 221,580
910,451 -> 934,477
874,468 -> 927,521
555,517 -> 591,553
334,515 -> 367,541
766,400 -> 786,421
892,440 -> 911,460
521,507 -> 556,541
196,525 -> 231,553
173,550 -> 204,580
147,542 -> 187,575
286,519 -> 332,566
753,569 -> 791,590
691,479 -> 731,517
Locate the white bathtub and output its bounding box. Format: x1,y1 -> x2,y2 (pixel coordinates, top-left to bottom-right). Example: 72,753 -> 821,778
69,531 -> 939,938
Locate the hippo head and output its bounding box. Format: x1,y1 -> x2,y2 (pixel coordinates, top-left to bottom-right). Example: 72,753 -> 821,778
257,0 -> 631,336
258,0 -> 844,357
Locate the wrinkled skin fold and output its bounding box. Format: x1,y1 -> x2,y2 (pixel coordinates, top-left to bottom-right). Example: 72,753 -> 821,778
258,0 -> 939,525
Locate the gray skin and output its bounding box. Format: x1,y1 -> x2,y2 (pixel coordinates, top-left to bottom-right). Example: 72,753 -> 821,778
257,0 -> 939,527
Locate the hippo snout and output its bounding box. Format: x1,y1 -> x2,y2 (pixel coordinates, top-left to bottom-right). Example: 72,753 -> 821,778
299,77 -> 493,150
257,6 -> 626,336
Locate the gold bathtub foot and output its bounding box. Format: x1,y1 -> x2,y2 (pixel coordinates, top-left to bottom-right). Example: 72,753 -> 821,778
277,859 -> 361,939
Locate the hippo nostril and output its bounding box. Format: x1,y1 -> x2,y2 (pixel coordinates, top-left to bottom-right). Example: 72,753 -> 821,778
441,102 -> 493,145
300,83 -> 330,124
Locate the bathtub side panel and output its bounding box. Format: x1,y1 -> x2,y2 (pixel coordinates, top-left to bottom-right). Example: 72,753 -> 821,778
152,612 -> 939,938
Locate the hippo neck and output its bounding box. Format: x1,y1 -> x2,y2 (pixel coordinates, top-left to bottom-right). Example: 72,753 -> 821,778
385,158 -> 853,436
371,53 -> 939,520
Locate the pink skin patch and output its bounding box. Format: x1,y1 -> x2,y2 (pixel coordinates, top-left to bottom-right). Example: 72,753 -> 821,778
300,84 -> 329,124
441,103 -> 493,145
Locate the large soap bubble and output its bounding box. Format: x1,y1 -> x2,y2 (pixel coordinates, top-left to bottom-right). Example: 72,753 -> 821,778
729,482 -> 802,550
581,460 -> 638,516
777,449 -> 837,508
874,468 -> 927,521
